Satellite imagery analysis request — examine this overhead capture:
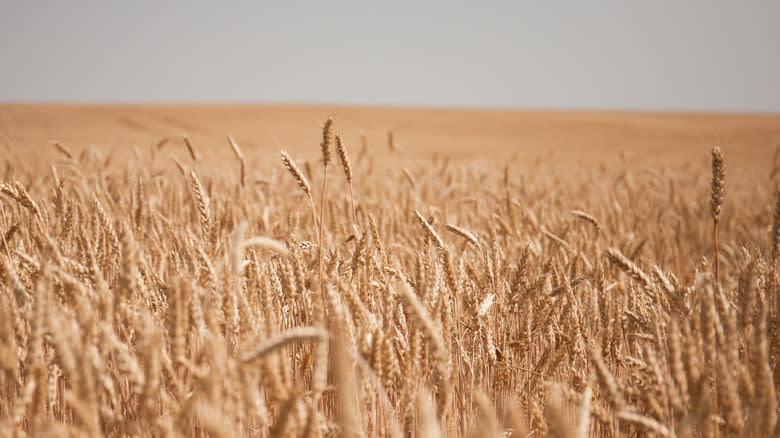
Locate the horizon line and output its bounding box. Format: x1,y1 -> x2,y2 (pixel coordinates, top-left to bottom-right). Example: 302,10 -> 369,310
1,101 -> 778,117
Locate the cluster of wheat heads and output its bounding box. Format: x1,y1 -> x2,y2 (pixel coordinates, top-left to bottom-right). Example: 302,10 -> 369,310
0,121 -> 778,438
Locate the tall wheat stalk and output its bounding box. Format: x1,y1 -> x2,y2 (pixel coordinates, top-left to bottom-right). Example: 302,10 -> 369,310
711,146 -> 725,284
771,184 -> 780,315
317,117 -> 334,319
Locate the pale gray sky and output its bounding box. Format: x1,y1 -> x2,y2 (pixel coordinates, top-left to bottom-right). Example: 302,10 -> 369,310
1,1 -> 779,111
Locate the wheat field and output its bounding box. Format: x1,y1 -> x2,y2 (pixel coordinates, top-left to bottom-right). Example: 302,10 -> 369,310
0,107 -> 779,437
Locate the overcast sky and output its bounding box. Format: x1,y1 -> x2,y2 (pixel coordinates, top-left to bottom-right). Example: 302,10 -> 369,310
1,1 -> 779,112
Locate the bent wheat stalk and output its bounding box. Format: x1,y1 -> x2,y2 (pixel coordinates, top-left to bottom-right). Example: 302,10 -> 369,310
241,327 -> 328,363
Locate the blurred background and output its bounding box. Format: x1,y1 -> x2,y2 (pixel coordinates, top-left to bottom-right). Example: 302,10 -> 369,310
1,1 -> 779,112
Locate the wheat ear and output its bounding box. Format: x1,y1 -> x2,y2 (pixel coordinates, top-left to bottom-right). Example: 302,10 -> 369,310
280,150 -> 319,236
444,223 -> 481,250
280,150 -> 311,197
52,141 -> 73,160
188,171 -> 211,240
336,134 -> 357,230
572,209 -> 602,233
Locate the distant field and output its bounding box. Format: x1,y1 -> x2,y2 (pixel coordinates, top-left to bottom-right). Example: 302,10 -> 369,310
1,105 -> 778,171
0,105 -> 778,437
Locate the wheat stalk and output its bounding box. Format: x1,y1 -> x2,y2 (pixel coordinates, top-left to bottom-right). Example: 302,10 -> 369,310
711,146 -> 725,284
771,184 -> 780,312
395,280 -> 451,421
605,247 -> 653,289
241,327 -> 328,363
183,135 -> 199,161
226,134 -> 246,188
317,117 -> 334,319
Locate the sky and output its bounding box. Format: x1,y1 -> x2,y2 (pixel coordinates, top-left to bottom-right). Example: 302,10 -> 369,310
1,1 -> 779,112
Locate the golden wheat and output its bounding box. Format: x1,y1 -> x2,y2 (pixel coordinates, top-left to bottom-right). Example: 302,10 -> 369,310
0,116 -> 775,438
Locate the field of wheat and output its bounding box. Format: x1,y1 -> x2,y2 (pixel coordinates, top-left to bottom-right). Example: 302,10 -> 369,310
0,111 -> 778,437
